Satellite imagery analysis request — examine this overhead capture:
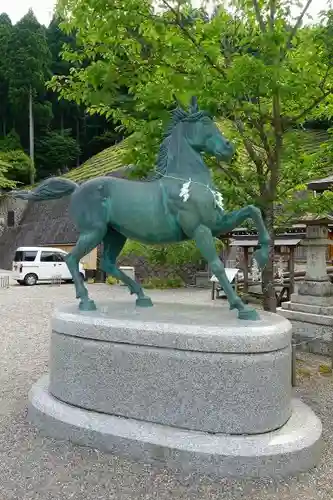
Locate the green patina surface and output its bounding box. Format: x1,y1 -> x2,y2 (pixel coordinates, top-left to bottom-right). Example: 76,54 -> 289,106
13,98 -> 270,320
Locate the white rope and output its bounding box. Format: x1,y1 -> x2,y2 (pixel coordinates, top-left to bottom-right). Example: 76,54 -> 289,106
160,173 -> 224,210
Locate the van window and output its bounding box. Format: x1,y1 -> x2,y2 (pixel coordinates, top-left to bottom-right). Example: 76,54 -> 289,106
40,251 -> 65,262
40,251 -> 58,262
14,250 -> 37,262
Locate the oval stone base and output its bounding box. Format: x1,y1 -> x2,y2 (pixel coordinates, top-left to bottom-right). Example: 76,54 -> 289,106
29,375 -> 322,479
50,302 -> 293,435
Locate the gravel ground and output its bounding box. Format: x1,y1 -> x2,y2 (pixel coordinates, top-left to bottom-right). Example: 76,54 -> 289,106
0,283 -> 332,500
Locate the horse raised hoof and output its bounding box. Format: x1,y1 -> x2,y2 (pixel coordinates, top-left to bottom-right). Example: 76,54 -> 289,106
136,296 -> 153,308
238,306 -> 260,321
253,246 -> 269,270
79,299 -> 97,311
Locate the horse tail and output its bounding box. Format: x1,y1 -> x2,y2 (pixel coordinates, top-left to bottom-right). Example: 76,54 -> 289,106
12,177 -> 78,201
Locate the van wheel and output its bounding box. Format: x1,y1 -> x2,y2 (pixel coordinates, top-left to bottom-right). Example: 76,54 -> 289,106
24,273 -> 38,286
80,273 -> 87,282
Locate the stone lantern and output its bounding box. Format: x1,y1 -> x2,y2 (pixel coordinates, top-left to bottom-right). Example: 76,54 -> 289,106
278,213 -> 333,355
297,214 -> 333,302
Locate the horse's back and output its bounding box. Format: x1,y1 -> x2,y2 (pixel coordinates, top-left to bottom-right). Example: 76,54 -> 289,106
107,178 -> 185,243
70,176 -> 185,243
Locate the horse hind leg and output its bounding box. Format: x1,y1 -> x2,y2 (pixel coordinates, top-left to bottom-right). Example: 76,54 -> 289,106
66,227 -> 107,311
102,230 -> 153,307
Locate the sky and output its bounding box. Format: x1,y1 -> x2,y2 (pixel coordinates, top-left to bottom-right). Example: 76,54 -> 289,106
0,0 -> 330,26
0,0 -> 56,26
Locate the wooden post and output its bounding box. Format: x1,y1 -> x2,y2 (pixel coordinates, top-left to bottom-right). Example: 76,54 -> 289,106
211,281 -> 216,300
291,341 -> 297,387
243,246 -> 249,294
288,246 -> 295,295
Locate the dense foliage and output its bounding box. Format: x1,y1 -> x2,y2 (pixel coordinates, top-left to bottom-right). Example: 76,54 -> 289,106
0,9 -> 122,188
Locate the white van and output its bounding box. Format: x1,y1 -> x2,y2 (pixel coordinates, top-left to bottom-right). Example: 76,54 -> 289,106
12,246 -> 86,286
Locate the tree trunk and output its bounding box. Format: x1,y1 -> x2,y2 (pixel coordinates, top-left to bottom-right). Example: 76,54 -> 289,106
76,117 -> 80,167
262,203 -> 276,312
60,112 -> 64,135
29,86 -> 35,185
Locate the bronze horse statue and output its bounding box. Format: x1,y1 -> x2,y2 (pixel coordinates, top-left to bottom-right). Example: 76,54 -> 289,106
13,97 -> 270,320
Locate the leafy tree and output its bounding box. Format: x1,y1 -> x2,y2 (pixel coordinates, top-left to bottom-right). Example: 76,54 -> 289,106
6,10 -> 52,184
0,129 -> 22,151
35,129 -> 81,178
51,0 -> 333,311
47,15 -> 79,134
0,130 -> 31,184
0,14 -> 12,136
0,150 -> 32,185
0,155 -> 21,189
0,10 -> 124,188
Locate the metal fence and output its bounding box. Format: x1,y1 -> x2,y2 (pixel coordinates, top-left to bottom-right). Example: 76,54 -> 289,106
0,275 -> 9,288
51,274 -> 62,286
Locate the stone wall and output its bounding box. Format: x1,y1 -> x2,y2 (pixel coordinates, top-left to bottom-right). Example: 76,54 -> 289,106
0,197 -> 28,237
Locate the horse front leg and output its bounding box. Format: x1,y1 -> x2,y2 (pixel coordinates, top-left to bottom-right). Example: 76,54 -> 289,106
217,205 -> 270,270
193,224 -> 259,321
66,227 -> 106,311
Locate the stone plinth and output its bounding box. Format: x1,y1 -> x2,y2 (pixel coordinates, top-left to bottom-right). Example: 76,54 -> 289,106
50,302 -> 291,434
28,301 -> 322,478
278,295 -> 333,355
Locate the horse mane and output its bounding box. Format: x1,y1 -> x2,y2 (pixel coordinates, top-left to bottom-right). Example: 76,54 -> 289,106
150,106 -> 207,180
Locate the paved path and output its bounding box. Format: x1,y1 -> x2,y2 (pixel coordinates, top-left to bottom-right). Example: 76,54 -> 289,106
0,283 -> 332,500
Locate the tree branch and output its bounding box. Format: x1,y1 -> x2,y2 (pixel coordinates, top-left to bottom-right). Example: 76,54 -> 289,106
212,159 -> 259,200
235,119 -> 267,194
284,0 -> 313,55
268,0 -> 276,29
254,94 -> 273,164
288,89 -> 333,124
252,0 -> 266,32
159,0 -> 226,77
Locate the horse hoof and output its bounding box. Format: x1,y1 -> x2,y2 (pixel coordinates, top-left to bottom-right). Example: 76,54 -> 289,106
79,299 -> 97,311
136,296 -> 153,308
238,307 -> 260,321
253,247 -> 269,270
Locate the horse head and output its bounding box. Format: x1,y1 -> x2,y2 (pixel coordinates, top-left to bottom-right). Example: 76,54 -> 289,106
184,96 -> 234,162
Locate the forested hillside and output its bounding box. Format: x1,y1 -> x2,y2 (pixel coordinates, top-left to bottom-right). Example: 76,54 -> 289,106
0,9 -> 123,187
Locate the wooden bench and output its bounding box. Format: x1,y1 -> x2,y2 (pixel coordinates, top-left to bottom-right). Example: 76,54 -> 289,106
212,276 -> 291,306
242,284 -> 290,306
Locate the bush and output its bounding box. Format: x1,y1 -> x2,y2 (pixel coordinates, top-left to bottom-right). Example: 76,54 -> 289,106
121,239 -> 223,268
0,149 -> 32,185
106,273 -> 184,289
106,275 -> 119,285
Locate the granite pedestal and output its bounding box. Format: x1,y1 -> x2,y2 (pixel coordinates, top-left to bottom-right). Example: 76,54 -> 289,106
28,301 -> 322,478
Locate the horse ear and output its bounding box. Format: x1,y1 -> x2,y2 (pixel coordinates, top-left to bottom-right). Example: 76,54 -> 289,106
189,96 -> 199,113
